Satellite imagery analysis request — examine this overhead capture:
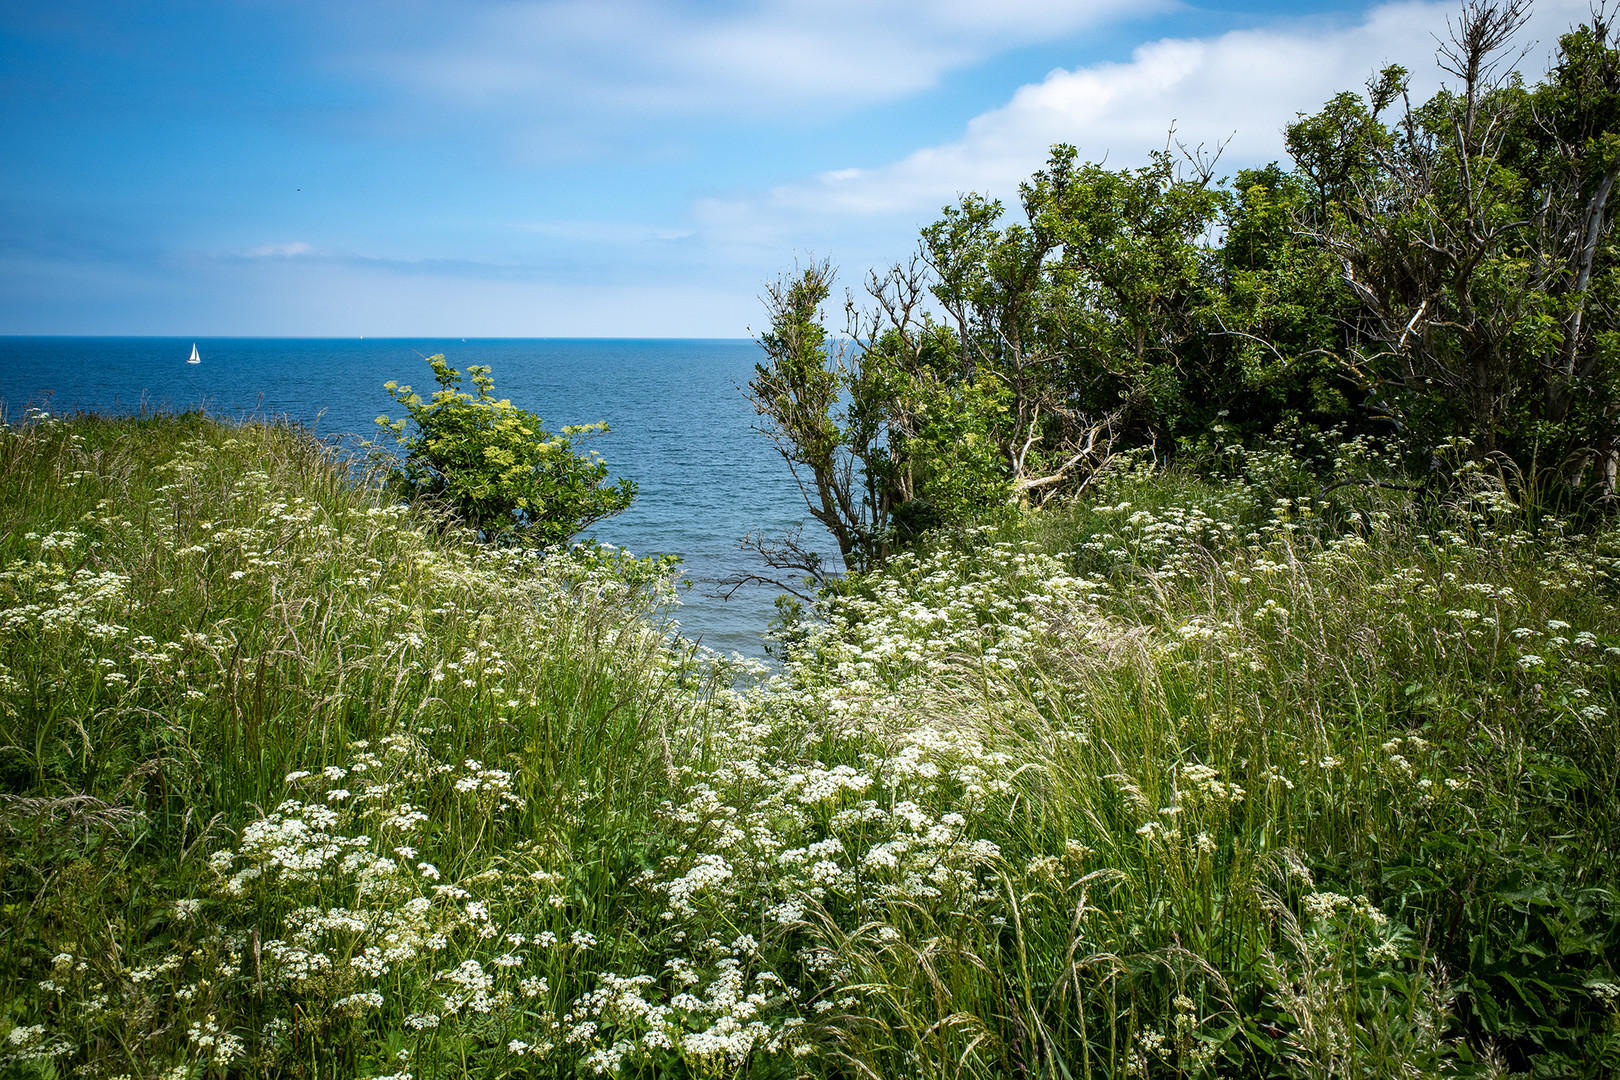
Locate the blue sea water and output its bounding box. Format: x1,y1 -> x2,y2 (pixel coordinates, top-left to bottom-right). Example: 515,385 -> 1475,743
0,337 -> 816,657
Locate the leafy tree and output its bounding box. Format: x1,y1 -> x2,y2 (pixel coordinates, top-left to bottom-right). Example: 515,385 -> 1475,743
929,144 -> 1368,467
377,355 -> 635,546
752,151 -> 1279,573
754,1 -> 1620,571
1024,145 -> 1230,443
746,260 -> 1008,580
1211,163 -> 1362,431
1286,0 -> 1620,488
918,146 -> 1227,501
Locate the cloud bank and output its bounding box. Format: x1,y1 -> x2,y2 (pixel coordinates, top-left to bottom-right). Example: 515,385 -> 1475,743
696,0 -> 1594,257
362,0 -> 1169,121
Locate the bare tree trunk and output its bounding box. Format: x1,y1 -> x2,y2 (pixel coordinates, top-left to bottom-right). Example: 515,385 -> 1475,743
1551,161 -> 1620,423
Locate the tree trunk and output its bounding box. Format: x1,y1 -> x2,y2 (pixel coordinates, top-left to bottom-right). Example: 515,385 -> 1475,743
1550,161 -> 1620,423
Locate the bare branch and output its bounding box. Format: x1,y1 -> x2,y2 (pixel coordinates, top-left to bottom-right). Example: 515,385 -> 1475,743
1175,131 -> 1234,186
706,529 -> 831,604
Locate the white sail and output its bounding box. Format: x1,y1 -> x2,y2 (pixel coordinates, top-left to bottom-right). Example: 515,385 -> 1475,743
188,343 -> 200,364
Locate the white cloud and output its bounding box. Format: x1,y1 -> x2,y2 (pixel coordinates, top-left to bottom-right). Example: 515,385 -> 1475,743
697,0 -> 1594,244
355,0 -> 1167,120
243,241 -> 314,258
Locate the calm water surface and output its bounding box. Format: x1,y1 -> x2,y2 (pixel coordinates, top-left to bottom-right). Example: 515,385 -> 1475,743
0,337 -> 814,657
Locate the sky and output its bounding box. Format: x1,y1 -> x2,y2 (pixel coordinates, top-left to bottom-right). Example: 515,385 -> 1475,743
0,0 -> 1597,337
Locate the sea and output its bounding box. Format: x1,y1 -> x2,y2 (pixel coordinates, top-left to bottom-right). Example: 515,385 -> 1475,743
0,337 -> 819,658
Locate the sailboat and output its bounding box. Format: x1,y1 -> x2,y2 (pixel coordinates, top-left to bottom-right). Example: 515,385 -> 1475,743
187,343 -> 200,364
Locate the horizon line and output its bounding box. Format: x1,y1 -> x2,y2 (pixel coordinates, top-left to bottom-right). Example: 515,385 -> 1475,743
0,334 -> 759,342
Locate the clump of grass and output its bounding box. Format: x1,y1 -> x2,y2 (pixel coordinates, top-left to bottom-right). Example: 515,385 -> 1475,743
2,412 -> 1616,1078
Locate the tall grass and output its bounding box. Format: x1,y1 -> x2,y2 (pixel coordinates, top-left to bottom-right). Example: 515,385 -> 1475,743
1,413 -> 1616,1078
748,440 -> 1620,1077
0,411 -> 746,1077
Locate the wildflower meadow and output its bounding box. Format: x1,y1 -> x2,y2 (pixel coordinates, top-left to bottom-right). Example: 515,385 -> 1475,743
1,411 -> 1617,1077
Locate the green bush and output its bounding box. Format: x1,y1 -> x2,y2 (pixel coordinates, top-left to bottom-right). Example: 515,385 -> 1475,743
378,355 -> 635,546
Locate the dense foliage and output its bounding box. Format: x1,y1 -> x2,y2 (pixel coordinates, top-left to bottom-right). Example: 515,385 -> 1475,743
378,355 -> 635,547
751,2 -> 1620,575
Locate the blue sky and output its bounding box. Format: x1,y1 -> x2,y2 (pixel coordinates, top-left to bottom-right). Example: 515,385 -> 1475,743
0,0 -> 1592,336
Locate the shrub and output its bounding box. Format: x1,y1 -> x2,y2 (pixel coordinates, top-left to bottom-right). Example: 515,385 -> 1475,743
378,355 -> 635,546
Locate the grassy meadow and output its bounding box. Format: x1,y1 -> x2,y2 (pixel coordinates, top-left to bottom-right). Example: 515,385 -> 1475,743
1,411 -> 1618,1077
